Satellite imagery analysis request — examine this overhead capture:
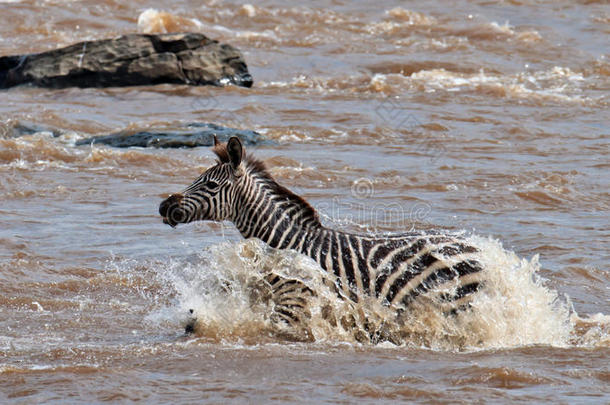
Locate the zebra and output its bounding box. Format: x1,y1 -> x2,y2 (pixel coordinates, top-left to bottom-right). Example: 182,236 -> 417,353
159,136 -> 484,342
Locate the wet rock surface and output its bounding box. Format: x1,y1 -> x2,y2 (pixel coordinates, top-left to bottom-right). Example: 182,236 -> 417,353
2,121 -> 64,138
3,121 -> 266,148
0,33 -> 252,89
75,123 -> 266,148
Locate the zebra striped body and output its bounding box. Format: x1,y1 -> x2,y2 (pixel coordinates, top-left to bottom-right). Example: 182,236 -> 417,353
161,137 -> 484,337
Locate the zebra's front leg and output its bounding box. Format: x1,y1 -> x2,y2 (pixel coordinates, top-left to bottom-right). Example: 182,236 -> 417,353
181,270 -> 316,340
250,273 -> 316,342
184,308 -> 196,334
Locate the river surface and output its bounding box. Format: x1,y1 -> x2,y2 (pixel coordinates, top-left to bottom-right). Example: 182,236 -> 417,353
1,0 -> 609,403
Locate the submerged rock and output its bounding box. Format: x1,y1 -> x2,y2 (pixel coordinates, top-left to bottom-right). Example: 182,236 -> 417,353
4,120 -> 266,148
0,33 -> 252,89
75,123 -> 266,148
1,121 -> 64,138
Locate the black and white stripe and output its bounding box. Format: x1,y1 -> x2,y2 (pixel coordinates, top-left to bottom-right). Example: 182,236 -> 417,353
160,137 -> 484,325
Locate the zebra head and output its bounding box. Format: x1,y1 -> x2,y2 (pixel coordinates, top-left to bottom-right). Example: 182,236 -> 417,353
159,136 -> 244,227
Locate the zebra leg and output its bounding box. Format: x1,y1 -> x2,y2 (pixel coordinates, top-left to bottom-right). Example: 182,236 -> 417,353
183,273 -> 315,339
335,307 -> 403,345
183,279 -> 235,335
249,273 -> 316,342
184,308 -> 196,334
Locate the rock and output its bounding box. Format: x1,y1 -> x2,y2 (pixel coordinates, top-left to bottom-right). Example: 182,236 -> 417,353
0,33 -> 252,89
4,120 -> 267,148
1,121 -> 64,138
75,122 -> 267,148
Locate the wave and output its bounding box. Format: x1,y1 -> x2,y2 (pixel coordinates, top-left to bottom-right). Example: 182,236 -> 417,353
259,66 -> 604,106
137,9 -> 204,34
0,127 -> 213,175
138,5 -> 545,52
144,237 -> 608,350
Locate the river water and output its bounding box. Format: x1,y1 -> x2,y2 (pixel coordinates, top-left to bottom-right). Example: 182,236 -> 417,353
0,0 -> 608,403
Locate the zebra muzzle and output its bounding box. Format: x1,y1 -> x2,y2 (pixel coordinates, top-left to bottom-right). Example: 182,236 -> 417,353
159,194 -> 184,227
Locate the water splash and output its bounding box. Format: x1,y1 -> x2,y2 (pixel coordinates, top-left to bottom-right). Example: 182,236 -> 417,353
143,236 -> 608,350
137,9 -> 203,34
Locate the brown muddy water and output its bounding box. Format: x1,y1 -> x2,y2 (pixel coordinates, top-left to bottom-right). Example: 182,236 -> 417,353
1,0 -> 609,403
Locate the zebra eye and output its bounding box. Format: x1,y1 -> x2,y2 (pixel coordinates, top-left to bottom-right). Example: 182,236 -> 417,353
206,181 -> 220,190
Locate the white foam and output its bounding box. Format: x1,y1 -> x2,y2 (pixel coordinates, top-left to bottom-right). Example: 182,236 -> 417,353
408,67 -> 593,104
487,21 -> 515,35
143,235 -> 606,350
460,236 -> 573,348
137,8 -> 203,34
257,66 -> 597,105
137,9 -> 164,34
240,4 -> 257,18
385,7 -> 436,26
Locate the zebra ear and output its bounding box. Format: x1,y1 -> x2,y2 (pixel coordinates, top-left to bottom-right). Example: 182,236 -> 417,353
227,136 -> 243,170
213,135 -> 220,147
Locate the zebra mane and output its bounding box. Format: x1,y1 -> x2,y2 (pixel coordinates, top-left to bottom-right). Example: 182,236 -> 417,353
213,141 -> 322,227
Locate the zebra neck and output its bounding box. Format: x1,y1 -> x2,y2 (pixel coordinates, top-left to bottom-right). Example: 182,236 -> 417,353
231,178 -> 324,250
234,211 -> 323,251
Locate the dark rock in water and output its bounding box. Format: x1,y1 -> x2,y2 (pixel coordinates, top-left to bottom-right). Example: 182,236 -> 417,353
76,123 -> 267,148
4,120 -> 267,148
0,33 -> 252,89
2,121 -> 64,138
